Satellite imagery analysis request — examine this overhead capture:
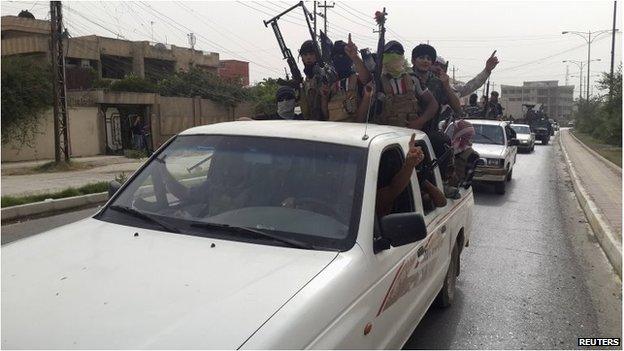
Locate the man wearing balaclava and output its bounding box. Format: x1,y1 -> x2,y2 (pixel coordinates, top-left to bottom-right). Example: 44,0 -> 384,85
324,35 -> 371,122
370,40 -> 438,130
298,40 -> 327,120
253,86 -> 302,120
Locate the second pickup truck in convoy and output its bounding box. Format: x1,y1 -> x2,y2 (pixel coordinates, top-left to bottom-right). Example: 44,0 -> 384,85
468,119 -> 519,195
2,121 -> 474,349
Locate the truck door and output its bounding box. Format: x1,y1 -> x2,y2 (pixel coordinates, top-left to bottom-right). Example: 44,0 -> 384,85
369,140 -> 444,349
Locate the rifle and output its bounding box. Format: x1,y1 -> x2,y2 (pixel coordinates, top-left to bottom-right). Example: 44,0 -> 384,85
263,3 -> 303,89
371,8 -> 387,122
482,79 -> 490,118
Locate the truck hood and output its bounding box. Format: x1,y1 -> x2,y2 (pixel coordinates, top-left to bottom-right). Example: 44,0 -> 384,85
2,218 -> 338,349
472,143 -> 506,158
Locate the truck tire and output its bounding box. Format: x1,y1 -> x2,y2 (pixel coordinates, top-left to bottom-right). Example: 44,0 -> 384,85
434,244 -> 458,308
494,181 -> 506,194
506,168 -> 513,181
542,138 -> 549,145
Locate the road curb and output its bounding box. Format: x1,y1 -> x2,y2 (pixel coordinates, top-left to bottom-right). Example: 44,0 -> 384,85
559,132 -> 622,277
1,192 -> 108,223
569,131 -> 622,175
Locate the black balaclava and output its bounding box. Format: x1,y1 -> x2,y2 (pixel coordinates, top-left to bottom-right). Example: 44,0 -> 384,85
332,40 -> 354,79
300,40 -> 317,78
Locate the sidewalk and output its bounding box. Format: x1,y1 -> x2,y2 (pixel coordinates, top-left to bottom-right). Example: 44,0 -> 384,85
1,155 -> 139,175
561,129 -> 622,238
1,158 -> 145,197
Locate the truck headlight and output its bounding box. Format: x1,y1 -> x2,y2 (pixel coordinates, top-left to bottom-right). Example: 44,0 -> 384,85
487,158 -> 504,167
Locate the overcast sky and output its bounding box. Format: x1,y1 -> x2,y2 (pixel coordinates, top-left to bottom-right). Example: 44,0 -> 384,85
2,0 -> 621,97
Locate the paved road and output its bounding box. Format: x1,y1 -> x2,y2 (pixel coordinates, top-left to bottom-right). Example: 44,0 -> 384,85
405,134 -> 621,349
2,134 -> 621,349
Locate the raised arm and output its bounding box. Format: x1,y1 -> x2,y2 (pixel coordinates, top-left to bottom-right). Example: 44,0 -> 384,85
345,34 -> 371,85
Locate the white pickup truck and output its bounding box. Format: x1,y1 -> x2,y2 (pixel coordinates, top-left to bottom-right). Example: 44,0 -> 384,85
468,119 -> 519,195
2,121 -> 474,349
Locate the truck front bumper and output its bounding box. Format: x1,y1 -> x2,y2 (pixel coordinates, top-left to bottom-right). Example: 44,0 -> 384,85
473,167 -> 507,182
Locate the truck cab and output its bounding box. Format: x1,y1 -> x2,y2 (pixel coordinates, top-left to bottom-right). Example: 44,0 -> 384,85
2,121 -> 474,349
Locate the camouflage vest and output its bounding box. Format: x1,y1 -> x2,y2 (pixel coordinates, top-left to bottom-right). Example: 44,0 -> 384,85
300,78 -> 325,121
328,75 -> 359,122
378,73 -> 421,127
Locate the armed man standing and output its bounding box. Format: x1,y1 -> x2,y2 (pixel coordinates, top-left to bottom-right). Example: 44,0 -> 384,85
325,35 -> 371,122
299,40 -> 328,120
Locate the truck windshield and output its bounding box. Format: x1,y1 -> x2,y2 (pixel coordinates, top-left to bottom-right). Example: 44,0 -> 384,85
98,135 -> 367,251
511,125 -> 531,134
472,124 -> 505,145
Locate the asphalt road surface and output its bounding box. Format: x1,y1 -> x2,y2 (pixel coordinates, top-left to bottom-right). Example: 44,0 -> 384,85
404,135 -> 622,349
2,134 -> 621,349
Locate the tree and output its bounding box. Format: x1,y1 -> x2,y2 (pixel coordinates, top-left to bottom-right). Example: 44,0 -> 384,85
157,67 -> 250,106
109,74 -> 158,93
1,57 -> 53,146
248,78 -> 280,116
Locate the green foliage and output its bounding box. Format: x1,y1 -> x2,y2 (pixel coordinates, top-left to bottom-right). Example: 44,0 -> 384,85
158,67 -> 250,106
248,78 -> 280,115
123,149 -> 148,159
572,65 -> 622,146
1,57 -> 53,146
1,181 -> 109,208
109,74 -> 158,93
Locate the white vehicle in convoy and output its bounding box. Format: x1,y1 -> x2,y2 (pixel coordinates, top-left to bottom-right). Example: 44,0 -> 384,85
510,123 -> 535,152
468,119 -> 519,195
2,121 -> 474,349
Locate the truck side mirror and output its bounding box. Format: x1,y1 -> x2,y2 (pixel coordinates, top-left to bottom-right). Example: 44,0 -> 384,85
108,180 -> 122,199
508,139 -> 520,146
380,212 -> 427,247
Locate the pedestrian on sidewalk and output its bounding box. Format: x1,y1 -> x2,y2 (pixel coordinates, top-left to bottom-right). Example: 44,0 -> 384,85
132,115 -> 145,151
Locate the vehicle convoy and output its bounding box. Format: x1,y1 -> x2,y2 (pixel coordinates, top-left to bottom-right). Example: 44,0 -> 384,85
514,103 -> 552,145
510,123 -> 535,153
2,121 -> 474,349
467,119 -> 518,195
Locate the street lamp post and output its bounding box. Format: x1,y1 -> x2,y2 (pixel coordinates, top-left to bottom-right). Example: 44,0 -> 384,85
563,59 -> 601,100
562,29 -> 618,99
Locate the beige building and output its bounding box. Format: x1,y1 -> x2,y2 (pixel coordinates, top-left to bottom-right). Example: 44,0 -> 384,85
1,14 -> 221,86
1,13 -> 254,162
500,81 -> 574,122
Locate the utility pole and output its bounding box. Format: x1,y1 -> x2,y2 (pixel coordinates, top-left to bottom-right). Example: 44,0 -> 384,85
587,30 -> 591,99
611,1 -> 617,97
313,1 -> 317,39
50,1 -> 70,163
150,21 -> 154,41
187,32 -> 196,50
565,65 -> 569,86
318,1 -> 334,36
452,65 -> 456,82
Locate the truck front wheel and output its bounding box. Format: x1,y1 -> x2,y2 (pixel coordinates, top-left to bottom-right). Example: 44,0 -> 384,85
434,244 -> 458,308
542,138 -> 549,145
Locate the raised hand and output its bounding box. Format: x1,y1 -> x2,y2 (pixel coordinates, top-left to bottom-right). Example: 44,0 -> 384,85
345,33 -> 359,59
485,50 -> 499,73
406,133 -> 425,167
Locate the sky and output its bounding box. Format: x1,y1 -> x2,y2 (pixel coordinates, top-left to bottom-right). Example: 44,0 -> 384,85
2,0 -> 621,98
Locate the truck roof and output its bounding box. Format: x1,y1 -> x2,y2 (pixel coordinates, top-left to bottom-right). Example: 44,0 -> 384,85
465,119 -> 510,127
180,120 -> 427,147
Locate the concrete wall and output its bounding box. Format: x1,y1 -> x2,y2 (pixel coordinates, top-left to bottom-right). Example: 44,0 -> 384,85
2,107 -> 105,162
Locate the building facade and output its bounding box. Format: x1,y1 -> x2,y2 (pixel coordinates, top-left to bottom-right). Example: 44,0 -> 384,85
1,14 -> 249,87
219,60 -> 250,86
500,80 -> 574,122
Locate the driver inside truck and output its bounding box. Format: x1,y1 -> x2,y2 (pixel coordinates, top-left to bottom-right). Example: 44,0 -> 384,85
376,134 -> 447,217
